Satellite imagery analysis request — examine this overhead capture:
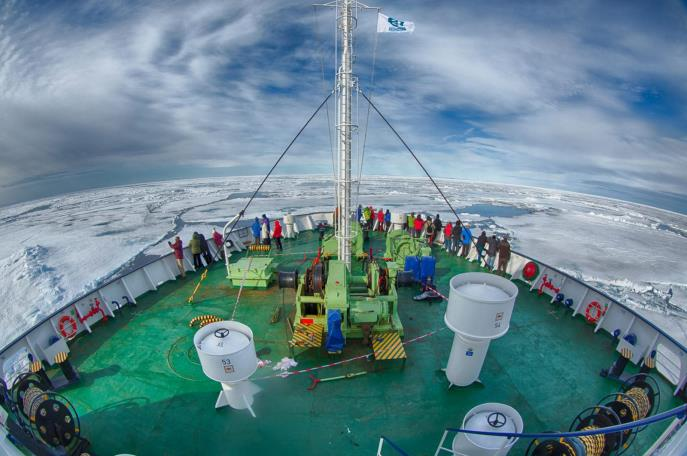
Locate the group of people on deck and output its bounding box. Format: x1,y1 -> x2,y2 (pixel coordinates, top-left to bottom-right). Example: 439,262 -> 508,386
166,208 -> 511,279
167,228 -> 224,278
357,205 -> 392,232
405,211 -> 511,274
251,214 -> 283,251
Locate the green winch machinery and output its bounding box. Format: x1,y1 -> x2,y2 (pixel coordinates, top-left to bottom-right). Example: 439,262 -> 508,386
281,223 -> 428,341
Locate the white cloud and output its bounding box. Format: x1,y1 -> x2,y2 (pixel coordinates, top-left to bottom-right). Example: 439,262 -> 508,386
0,0 -> 685,207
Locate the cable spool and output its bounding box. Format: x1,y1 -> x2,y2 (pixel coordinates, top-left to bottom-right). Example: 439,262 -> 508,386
619,374 -> 660,432
577,426 -> 606,456
568,405 -> 623,455
11,373 -> 48,412
527,375 -> 661,456
312,263 -> 325,294
11,373 -> 82,450
278,270 -> 298,289
525,437 -> 578,455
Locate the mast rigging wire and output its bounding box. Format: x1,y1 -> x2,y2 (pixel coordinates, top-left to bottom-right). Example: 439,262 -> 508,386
359,88 -> 498,265
223,92 -> 334,238
358,89 -> 460,220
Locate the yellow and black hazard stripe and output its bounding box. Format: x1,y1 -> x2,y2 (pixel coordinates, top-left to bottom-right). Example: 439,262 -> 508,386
372,332 -> 406,360
290,322 -> 324,348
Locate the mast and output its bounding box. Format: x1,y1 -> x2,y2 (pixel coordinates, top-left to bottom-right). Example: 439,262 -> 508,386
336,0 -> 355,271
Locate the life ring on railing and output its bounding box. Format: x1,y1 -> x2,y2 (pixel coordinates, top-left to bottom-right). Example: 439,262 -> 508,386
522,261 -> 539,281
584,301 -> 604,324
58,315 -> 78,339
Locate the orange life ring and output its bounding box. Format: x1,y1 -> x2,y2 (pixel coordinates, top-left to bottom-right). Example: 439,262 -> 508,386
585,301 -> 604,323
58,315 -> 77,339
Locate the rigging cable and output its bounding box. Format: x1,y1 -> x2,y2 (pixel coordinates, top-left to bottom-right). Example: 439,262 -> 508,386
358,89 -> 460,220
359,89 -> 494,266
224,92 -> 334,238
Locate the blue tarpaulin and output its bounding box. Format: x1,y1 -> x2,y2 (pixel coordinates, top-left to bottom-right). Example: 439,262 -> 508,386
420,256 -> 436,285
325,309 -> 345,353
404,256 -> 421,281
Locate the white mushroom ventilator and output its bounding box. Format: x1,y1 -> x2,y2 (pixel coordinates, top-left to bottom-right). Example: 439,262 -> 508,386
451,403 -> 523,456
194,321 -> 259,417
444,272 -> 518,387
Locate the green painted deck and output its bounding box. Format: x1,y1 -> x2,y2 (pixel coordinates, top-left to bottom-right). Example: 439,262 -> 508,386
56,230 -> 680,455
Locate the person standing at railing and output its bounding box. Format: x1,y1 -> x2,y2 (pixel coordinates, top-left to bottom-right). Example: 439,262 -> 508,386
444,222 -> 453,252
272,220 -> 283,251
433,214 -> 443,244
376,207 -> 385,232
168,236 -> 186,278
384,209 -> 391,231
460,223 -> 472,258
406,212 -> 414,233
211,228 -> 224,260
251,218 -> 261,244
475,231 -> 487,265
486,235 -> 498,269
189,232 -> 203,269
261,220 -> 271,245
198,232 -> 213,265
413,213 -> 424,238
451,220 -> 461,254
497,236 -> 511,274
426,216 -> 436,244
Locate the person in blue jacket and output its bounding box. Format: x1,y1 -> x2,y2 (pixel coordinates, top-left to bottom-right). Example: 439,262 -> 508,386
251,217 -> 261,244
460,223 -> 472,258
384,209 -> 391,231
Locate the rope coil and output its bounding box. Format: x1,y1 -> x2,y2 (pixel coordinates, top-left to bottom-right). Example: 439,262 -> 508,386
577,427 -> 605,456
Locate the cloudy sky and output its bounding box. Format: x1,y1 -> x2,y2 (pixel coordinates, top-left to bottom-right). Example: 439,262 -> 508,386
0,0 -> 686,212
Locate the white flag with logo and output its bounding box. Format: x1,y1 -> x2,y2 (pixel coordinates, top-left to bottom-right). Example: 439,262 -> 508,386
377,13 -> 415,33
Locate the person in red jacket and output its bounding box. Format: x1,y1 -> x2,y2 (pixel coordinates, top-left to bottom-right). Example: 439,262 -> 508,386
167,236 -> 185,278
444,222 -> 453,252
272,220 -> 283,251
211,228 -> 224,260
376,207 -> 385,232
413,214 -> 423,238
370,207 -> 377,231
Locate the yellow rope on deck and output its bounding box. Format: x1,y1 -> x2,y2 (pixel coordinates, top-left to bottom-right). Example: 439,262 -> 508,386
578,426 -> 605,456
187,269 -> 209,304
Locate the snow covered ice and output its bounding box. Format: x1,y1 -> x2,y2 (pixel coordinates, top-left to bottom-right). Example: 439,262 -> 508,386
0,175 -> 686,349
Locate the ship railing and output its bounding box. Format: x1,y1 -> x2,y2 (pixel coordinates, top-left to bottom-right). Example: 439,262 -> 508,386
431,404 -> 687,456
377,435 -> 410,456
1,210 -> 686,398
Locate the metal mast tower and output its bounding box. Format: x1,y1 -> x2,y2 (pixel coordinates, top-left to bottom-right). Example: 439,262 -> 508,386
335,0 -> 355,271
